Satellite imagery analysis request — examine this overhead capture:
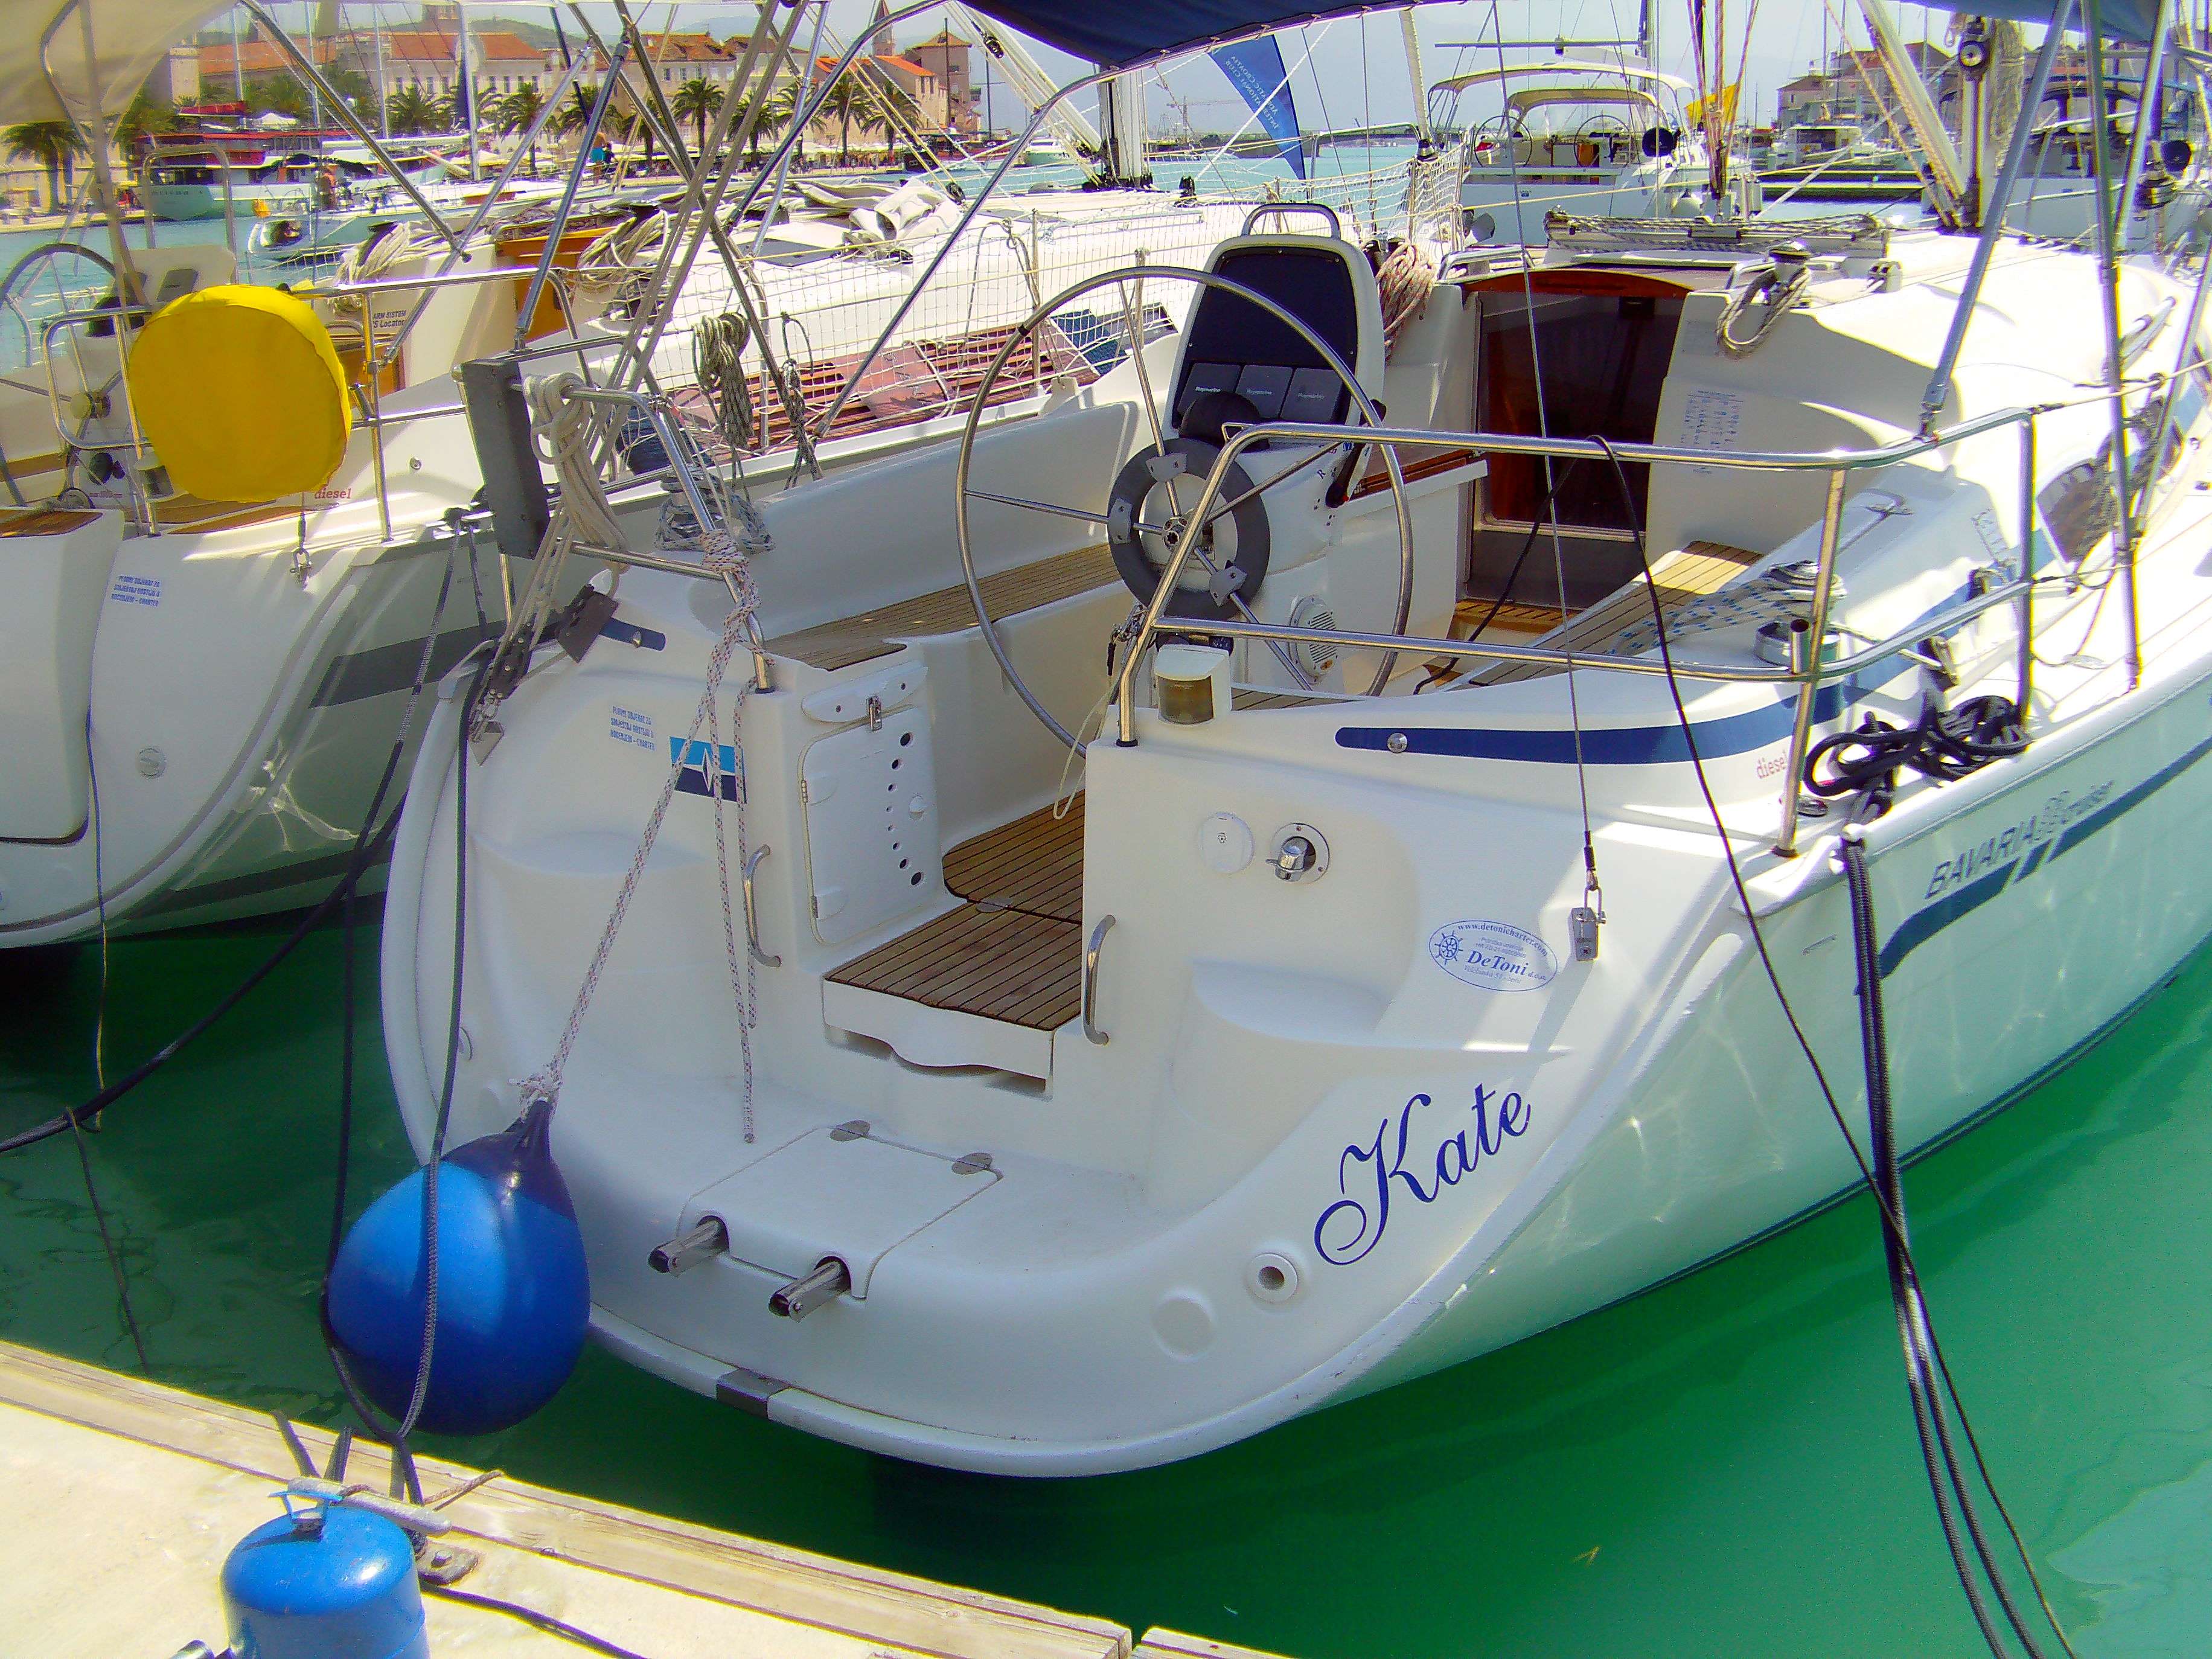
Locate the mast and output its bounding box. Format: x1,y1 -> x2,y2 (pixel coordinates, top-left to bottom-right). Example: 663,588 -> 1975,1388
375,2 -> 387,138
1097,68 -> 1146,184
458,1 -> 478,180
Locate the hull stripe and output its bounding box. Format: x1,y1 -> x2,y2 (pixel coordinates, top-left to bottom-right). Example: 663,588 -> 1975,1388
1879,727 -> 2212,976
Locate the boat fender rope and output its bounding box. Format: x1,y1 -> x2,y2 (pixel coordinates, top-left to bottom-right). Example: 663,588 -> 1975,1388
520,513 -> 760,1142
1842,836 -> 2074,1659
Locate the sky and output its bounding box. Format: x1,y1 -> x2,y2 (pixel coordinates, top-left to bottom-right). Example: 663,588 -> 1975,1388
296,2 -> 1978,135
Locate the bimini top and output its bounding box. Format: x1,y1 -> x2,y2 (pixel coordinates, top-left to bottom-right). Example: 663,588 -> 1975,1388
1432,59 -> 1693,97
1503,86 -> 1667,118
959,0 -> 2159,69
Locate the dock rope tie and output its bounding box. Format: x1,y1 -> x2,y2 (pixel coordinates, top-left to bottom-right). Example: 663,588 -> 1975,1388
521,441 -> 769,1144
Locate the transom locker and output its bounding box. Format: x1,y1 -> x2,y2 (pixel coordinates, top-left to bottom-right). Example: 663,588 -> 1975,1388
801,706 -> 941,946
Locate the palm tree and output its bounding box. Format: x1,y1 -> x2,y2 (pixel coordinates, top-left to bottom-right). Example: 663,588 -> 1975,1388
497,83 -> 546,173
115,91 -> 173,150
384,84 -> 440,136
865,73 -> 921,159
762,82 -> 801,166
549,82 -> 599,141
818,72 -> 869,166
671,76 -> 722,157
245,74 -> 310,121
4,120 -> 84,211
438,81 -> 496,137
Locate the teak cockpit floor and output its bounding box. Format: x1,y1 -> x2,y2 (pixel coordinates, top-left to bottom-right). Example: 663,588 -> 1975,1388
942,795 -> 1084,922
827,798 -> 1086,1031
766,543 -> 1119,671
1459,540 -> 1761,685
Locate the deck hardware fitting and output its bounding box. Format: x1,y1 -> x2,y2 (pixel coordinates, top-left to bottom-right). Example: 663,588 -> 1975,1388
769,1258 -> 852,1320
649,1216 -> 728,1276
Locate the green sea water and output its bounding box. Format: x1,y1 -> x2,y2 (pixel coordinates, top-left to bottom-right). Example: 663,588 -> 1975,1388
4,910 -> 2210,1658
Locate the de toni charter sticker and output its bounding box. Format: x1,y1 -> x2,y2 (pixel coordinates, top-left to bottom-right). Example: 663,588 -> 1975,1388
1428,919 -> 1558,992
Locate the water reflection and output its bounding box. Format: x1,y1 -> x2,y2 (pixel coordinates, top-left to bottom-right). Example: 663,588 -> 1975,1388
2,915 -> 2210,1658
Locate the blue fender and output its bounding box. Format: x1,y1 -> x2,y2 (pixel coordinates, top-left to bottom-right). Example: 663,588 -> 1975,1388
328,1099 -> 589,1436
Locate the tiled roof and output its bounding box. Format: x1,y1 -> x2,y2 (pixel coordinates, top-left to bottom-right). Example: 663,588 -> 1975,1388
196,39 -> 330,77
337,28 -> 540,64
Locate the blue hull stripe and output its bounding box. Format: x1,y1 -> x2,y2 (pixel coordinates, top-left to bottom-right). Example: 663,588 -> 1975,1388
1877,861 -> 2015,978
2051,730 -> 2212,861
1879,726 -> 2212,977
1336,664 -> 1911,767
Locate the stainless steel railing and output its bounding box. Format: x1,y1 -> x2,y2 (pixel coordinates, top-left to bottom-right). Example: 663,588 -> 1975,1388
1108,403 -> 2063,856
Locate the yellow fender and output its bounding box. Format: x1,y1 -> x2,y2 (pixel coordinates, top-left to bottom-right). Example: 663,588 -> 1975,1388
126,284 -> 351,502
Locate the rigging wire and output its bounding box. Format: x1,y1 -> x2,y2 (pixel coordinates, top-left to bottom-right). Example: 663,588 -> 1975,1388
66,719 -> 149,1373
1587,435 -> 2077,1659
1484,7 -> 1608,935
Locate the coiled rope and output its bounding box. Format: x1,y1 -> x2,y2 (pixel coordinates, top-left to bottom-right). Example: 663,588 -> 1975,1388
1377,238 -> 1437,357
528,372 -> 626,553
693,312 -> 755,455
1803,695 -> 2030,816
1716,254 -> 1814,358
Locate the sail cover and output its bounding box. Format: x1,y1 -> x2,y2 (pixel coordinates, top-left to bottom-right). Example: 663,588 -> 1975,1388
1209,36 -> 1305,180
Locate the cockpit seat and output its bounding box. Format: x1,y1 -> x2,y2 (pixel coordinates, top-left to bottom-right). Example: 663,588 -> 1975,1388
1167,234 -> 1385,444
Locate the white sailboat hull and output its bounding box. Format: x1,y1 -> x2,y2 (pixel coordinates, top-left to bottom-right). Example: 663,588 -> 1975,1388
379,217 -> 2212,1473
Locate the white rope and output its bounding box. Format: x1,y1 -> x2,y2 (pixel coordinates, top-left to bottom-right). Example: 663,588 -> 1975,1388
529,372 -> 625,552
522,522 -> 761,1140
1378,238 -> 1437,357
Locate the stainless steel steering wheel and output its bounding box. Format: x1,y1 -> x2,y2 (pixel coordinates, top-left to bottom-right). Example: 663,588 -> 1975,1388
952,261 -> 1413,753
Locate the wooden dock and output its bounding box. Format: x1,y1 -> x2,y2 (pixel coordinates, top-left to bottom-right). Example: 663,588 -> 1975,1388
0,1340 -> 1280,1659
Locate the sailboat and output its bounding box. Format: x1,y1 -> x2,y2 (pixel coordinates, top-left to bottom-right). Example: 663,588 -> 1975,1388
1440,59 -> 1749,243
0,1 -> 569,945
380,0 -> 2202,1482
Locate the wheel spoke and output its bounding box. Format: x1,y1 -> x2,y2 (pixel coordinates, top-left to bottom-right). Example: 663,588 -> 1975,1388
961,486 -> 1108,524
1202,444 -> 1345,526
1118,275 -> 1170,459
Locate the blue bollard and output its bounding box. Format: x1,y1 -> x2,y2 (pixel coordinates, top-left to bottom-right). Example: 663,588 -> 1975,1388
222,1500 -> 427,1659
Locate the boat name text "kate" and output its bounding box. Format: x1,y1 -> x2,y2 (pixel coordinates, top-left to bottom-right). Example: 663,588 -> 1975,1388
1315,1087 -> 1533,1265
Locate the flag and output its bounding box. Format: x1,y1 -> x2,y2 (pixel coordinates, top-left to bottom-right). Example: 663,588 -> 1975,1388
1685,82 -> 1740,129
1209,36 -> 1305,181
